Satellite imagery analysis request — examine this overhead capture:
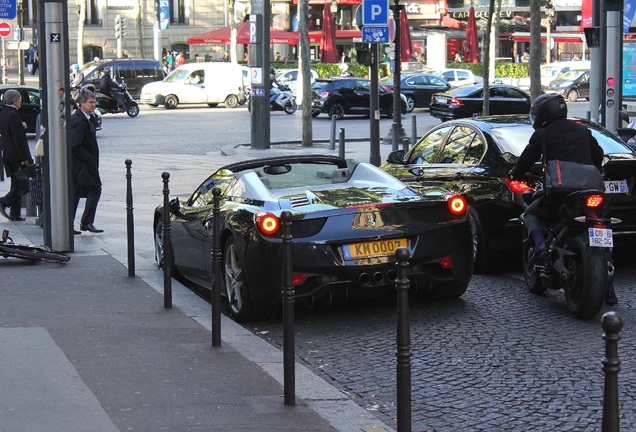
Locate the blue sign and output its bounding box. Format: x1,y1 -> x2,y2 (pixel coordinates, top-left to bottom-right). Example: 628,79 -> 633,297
362,0 -> 389,26
0,0 -> 17,20
362,26 -> 389,43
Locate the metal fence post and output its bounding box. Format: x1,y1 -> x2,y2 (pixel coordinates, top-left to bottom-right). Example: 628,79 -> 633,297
392,123 -> 399,152
411,116 -> 417,148
330,116 -> 337,150
161,172 -> 172,309
601,311 -> 623,432
281,210 -> 295,406
211,187 -> 222,347
395,247 -> 412,432
338,128 -> 345,160
125,159 -> 135,277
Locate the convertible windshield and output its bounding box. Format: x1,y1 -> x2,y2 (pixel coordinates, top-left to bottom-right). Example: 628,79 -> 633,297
254,162 -> 345,190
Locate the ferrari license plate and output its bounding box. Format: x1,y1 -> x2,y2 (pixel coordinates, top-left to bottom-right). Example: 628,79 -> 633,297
604,180 -> 628,194
343,238 -> 408,259
588,228 -> 613,247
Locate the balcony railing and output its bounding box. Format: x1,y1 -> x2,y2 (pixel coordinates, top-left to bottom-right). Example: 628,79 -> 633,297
170,17 -> 189,26
84,18 -> 103,27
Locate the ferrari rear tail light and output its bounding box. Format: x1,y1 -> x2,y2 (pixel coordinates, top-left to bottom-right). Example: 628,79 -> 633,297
447,195 -> 467,215
506,177 -> 535,193
585,195 -> 604,208
255,212 -> 280,235
450,97 -> 463,106
292,273 -> 308,285
439,256 -> 453,268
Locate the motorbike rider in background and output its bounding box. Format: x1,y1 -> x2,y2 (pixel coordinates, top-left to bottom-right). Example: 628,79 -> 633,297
269,67 -> 283,108
99,68 -> 119,102
70,64 -> 84,100
508,94 -> 615,304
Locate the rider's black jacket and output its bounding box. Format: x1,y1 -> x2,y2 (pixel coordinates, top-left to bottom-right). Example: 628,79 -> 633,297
99,75 -> 119,98
510,117 -> 604,179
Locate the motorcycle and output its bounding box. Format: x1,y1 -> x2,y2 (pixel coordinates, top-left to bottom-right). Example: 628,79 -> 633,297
247,84 -> 297,115
95,80 -> 140,118
509,176 -> 619,319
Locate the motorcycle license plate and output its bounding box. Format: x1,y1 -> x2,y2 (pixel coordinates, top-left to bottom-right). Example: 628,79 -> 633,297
588,228 -> 613,247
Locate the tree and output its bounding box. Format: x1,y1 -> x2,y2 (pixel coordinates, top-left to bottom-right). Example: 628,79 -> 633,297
137,0 -> 145,58
227,0 -> 250,63
529,0 -> 541,99
482,0 -> 495,115
77,0 -> 86,66
299,0 -> 312,146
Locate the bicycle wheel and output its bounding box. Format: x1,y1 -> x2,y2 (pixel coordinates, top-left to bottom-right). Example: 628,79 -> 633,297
0,244 -> 71,263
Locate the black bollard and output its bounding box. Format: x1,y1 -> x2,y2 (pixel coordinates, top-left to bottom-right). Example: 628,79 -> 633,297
411,116 -> 417,148
330,115 -> 337,150
125,159 -> 135,277
601,311 -> 623,432
281,210 -> 295,406
162,172 -> 173,309
211,187 -> 222,347
392,123 -> 399,152
395,247 -> 412,432
338,128 -> 345,160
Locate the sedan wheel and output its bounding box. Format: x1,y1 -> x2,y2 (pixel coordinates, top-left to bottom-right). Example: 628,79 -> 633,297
405,95 -> 415,113
469,208 -> 491,273
566,90 -> 579,103
223,237 -> 256,322
328,102 -> 345,120
164,95 -> 178,109
154,220 -> 164,268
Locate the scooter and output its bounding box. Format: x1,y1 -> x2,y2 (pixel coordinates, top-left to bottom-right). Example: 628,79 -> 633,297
247,84 -> 297,115
509,177 -> 619,319
96,80 -> 140,118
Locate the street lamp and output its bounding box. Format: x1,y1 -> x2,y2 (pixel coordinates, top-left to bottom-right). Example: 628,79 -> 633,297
545,2 -> 555,63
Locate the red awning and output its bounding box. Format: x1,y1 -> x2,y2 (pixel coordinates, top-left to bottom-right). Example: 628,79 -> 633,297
511,32 -> 585,44
188,23 -> 300,45
308,29 -> 362,43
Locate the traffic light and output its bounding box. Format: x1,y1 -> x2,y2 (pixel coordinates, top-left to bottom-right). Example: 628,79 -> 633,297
604,0 -> 623,11
114,15 -> 127,39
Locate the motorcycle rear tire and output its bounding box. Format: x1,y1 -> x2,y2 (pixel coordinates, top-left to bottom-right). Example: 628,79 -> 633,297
522,241 -> 547,295
563,234 -> 608,319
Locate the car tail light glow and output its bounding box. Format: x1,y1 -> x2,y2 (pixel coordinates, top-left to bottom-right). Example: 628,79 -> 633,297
320,91 -> 331,98
255,212 -> 280,235
506,177 -> 535,193
439,256 -> 453,268
292,273 -> 308,285
585,195 -> 604,208
450,97 -> 463,106
447,195 -> 467,215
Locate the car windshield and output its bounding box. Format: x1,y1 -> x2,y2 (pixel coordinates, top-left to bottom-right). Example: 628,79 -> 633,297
556,70 -> 587,81
253,161 -> 345,190
491,121 -> 633,156
164,69 -> 190,82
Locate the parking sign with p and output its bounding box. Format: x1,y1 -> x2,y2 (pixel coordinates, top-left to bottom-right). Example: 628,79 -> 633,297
362,0 -> 389,25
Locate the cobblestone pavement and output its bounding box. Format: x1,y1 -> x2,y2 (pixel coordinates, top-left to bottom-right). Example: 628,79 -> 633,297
247,258 -> 636,432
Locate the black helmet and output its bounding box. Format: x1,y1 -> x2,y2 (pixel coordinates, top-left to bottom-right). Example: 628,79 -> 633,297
270,67 -> 276,75
530,94 -> 567,129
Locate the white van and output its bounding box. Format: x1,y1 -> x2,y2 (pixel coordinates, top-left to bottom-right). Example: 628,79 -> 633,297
540,60 -> 590,88
140,62 -> 247,109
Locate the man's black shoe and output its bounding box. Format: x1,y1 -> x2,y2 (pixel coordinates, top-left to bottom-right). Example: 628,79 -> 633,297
9,215 -> 25,222
529,247 -> 549,268
80,224 -> 104,233
74,230 -> 82,235
0,203 -> 9,220
606,290 -> 618,305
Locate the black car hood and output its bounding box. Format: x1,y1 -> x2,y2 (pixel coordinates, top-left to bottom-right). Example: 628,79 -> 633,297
604,153 -> 636,179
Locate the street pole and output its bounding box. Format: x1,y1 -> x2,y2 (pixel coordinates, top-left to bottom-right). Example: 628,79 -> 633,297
1,38 -> 6,84
40,0 -> 73,252
17,0 -> 24,85
369,43 -> 381,166
604,2 -> 622,132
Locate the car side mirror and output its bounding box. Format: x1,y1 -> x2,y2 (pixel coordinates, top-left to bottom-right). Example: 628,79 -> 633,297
386,150 -> 405,164
169,196 -> 181,213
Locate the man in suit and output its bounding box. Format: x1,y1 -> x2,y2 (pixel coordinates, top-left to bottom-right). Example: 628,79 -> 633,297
70,89 -> 103,234
0,89 -> 33,221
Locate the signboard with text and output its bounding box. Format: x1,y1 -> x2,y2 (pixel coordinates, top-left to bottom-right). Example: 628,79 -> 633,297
0,0 -> 16,20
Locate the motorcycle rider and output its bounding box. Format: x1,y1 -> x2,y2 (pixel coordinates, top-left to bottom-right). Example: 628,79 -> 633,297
70,64 -> 84,100
508,94 -> 615,303
269,67 -> 283,108
99,68 -> 120,108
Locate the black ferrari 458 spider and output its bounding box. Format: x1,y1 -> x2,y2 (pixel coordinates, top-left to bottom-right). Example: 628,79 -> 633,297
154,155 -> 474,322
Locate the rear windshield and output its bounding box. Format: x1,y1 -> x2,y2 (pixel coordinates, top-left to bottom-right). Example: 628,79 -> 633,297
491,120 -> 633,156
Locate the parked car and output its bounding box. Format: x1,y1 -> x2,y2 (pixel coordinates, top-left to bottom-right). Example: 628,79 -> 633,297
381,115 -> 636,272
140,62 -> 247,109
276,68 -> 319,95
544,69 -> 590,102
153,155 -> 473,322
380,73 -> 451,112
311,78 -> 406,119
540,60 -> 590,89
429,84 -> 531,121
0,85 -> 40,134
80,58 -> 164,99
425,68 -> 483,87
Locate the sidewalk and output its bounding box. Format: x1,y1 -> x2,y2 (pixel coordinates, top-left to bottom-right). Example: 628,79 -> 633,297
0,140 -> 396,431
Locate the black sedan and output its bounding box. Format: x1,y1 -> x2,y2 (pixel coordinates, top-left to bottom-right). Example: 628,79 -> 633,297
311,78 -> 406,119
544,69 -> 590,102
429,84 -> 531,121
0,85 -> 41,133
382,115 -> 636,272
380,73 -> 451,111
154,155 -> 473,322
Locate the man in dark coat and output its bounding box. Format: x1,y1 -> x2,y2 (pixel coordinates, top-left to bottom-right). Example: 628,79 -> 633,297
0,89 -> 33,221
70,89 -> 103,234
